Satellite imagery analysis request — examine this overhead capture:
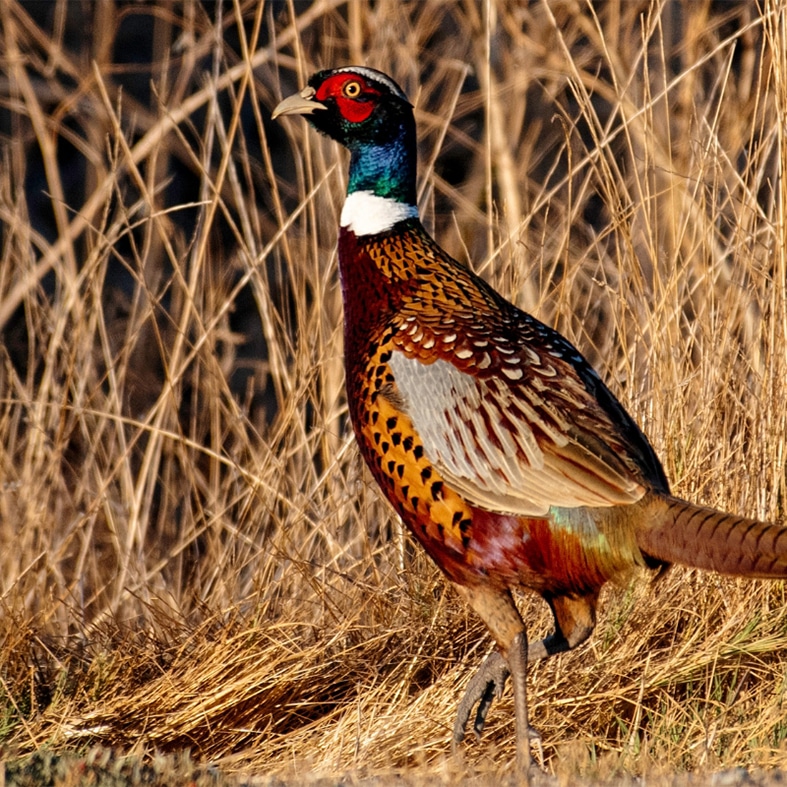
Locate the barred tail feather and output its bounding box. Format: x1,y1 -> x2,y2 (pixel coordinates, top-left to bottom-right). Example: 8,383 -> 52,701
637,496 -> 787,578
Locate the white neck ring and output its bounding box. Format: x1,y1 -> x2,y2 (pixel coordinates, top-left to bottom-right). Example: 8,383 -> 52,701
340,191 -> 419,236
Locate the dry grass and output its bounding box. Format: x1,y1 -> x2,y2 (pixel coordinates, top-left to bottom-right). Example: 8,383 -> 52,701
0,0 -> 786,782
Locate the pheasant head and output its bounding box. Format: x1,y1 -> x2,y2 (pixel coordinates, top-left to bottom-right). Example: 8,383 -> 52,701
273,67 -> 418,226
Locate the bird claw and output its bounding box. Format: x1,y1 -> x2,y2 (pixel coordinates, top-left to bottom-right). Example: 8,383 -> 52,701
454,650 -> 545,773
528,726 -> 545,772
453,650 -> 510,745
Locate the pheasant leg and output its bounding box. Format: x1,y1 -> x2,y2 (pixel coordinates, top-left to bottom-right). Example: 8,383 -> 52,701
454,593 -> 598,742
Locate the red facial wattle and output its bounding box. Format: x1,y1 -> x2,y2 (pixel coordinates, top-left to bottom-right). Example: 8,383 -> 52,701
315,73 -> 379,124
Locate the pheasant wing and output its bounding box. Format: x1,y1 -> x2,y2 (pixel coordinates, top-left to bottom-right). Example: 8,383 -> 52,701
388,351 -> 649,517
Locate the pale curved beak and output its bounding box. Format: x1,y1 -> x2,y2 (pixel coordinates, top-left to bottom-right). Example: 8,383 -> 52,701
271,86 -> 328,120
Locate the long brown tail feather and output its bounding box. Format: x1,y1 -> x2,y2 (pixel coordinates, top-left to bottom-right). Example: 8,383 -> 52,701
637,495 -> 787,578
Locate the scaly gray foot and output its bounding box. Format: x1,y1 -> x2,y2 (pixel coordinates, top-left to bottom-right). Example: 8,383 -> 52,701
453,650 -> 510,744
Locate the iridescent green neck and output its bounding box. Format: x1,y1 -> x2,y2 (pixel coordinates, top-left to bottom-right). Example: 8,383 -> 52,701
346,125 -> 416,205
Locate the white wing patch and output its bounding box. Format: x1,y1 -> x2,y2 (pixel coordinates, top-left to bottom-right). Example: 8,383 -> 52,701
388,352 -> 644,516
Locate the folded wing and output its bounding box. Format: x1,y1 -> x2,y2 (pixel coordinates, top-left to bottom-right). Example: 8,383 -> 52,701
388,352 -> 648,516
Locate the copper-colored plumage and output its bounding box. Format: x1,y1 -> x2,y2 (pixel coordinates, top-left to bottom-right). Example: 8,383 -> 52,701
339,219 -> 787,585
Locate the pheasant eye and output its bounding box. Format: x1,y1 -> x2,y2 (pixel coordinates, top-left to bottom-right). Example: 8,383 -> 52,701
343,80 -> 362,98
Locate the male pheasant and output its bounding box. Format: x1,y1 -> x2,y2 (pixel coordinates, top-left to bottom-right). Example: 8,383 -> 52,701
273,67 -> 787,773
